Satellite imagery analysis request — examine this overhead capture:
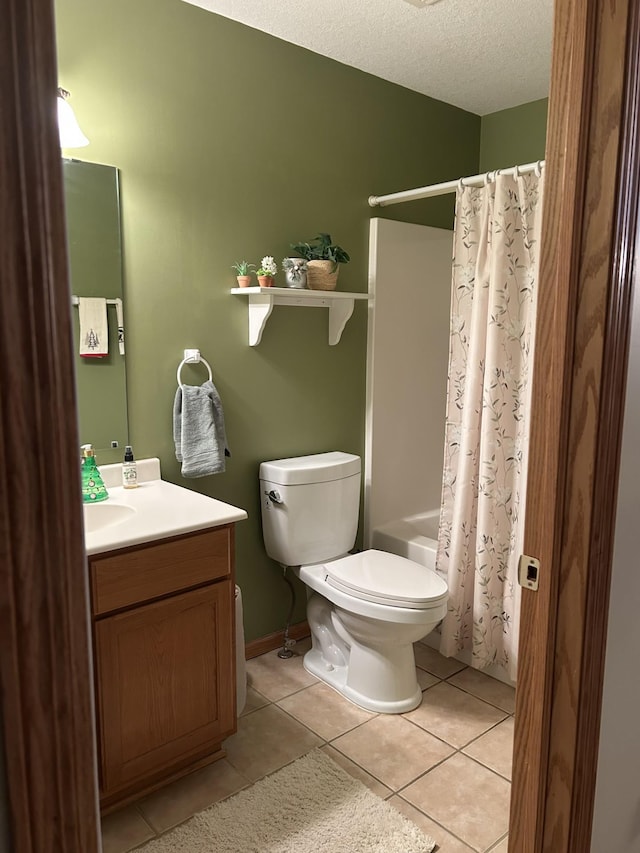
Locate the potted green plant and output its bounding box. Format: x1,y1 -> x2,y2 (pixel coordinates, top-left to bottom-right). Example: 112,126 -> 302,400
256,255 -> 277,288
232,260 -> 255,288
289,233 -> 350,290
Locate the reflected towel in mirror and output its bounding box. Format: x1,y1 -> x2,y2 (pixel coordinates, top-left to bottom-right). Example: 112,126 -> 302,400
78,297 -> 108,357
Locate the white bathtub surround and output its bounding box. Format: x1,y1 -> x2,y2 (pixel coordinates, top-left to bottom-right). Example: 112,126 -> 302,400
372,512 -> 515,688
437,170 -> 545,681
365,219 -> 453,541
372,511 -> 440,571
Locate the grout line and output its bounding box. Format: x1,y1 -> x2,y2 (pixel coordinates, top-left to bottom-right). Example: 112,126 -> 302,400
133,803 -> 161,838
400,713 -> 461,751
251,648 -> 512,850
442,672 -> 516,714
485,831 -> 509,850
461,714 -> 513,749
458,750 -> 513,784
391,794 -> 476,851
113,645 -> 512,853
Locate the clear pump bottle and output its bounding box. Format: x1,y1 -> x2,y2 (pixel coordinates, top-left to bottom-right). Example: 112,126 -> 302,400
122,445 -> 138,489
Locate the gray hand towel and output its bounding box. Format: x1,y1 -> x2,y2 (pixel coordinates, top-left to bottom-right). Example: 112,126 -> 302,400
173,380 -> 231,477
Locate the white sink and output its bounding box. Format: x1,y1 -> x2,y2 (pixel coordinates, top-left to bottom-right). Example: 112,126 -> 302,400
83,501 -> 137,533
82,460 -> 248,555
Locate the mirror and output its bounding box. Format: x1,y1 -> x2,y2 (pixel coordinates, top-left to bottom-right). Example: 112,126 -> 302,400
64,159 -> 129,455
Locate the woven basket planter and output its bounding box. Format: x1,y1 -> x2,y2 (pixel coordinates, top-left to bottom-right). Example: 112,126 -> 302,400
306,260 -> 339,291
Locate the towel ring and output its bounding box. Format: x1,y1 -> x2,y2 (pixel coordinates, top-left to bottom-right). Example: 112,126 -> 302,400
177,352 -> 213,387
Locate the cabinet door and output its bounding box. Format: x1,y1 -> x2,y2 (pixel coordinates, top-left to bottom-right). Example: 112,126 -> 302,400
95,582 -> 235,797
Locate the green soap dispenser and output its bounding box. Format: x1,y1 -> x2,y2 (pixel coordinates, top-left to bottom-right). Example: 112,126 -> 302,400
81,444 -> 109,503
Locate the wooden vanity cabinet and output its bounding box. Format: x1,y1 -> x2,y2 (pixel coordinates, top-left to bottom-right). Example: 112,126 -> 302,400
89,524 -> 237,809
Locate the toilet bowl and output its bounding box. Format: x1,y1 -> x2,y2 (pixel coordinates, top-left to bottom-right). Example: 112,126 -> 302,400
298,551 -> 447,713
259,452 -> 449,714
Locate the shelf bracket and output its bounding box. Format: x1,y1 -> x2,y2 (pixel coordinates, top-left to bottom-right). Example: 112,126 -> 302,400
327,299 -> 355,345
247,293 -> 275,346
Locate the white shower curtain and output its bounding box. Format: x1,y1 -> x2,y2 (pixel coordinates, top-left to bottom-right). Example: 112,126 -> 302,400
436,169 -> 545,681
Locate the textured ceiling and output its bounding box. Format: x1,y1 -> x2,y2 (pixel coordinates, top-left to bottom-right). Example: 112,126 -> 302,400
183,0 -> 553,115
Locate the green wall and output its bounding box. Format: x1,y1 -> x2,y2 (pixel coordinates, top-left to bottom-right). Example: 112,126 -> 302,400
55,0 -> 481,642
479,98 -> 548,172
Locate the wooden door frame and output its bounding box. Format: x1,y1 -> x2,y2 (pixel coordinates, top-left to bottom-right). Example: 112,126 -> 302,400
2,0 -> 639,851
512,0 -> 640,849
0,1 -> 100,851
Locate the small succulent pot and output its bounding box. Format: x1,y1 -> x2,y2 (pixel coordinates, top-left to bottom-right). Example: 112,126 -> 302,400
257,275 -> 274,288
236,275 -> 252,288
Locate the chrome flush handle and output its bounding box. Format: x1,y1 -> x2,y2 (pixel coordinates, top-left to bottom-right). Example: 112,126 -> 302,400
264,489 -> 283,504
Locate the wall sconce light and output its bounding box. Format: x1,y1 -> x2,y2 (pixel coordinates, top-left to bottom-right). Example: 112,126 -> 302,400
57,87 -> 89,148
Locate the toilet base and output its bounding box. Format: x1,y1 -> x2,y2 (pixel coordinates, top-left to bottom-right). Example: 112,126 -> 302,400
302,646 -> 423,714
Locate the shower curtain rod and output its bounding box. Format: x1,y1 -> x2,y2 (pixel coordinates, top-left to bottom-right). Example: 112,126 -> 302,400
368,159 -> 545,208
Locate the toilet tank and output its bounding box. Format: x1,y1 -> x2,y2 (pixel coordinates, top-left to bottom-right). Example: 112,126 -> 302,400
260,452 -> 361,567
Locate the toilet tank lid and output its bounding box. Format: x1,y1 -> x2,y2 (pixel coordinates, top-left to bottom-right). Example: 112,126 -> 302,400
259,451 -> 361,486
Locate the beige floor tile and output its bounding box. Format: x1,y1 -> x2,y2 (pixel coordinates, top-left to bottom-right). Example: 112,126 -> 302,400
417,668 -> 441,691
403,753 -> 511,851
223,704 -> 322,782
321,745 -> 393,799
414,643 -> 467,679
447,668 -> 516,714
388,796 -> 475,852
463,717 -> 514,780
406,682 -> 507,748
488,836 -> 509,852
278,681 -> 376,740
246,648 -> 317,701
331,714 -> 453,791
101,806 -> 154,853
137,758 -> 248,834
240,686 -> 270,716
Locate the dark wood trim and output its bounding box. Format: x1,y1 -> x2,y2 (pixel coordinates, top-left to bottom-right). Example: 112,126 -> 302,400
245,621 -> 310,659
510,0 -> 595,841
567,0 -> 640,846
511,0 -> 640,850
0,1 -> 100,851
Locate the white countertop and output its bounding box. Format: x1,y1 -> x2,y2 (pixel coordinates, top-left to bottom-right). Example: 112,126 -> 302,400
83,458 -> 247,556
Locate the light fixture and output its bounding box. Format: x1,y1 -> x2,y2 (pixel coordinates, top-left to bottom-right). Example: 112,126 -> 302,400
57,87 -> 89,148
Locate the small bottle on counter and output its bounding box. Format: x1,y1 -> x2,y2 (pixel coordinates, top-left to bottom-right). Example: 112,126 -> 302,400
122,445 -> 138,489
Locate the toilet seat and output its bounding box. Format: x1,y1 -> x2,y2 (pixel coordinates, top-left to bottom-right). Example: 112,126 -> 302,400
324,549 -> 448,610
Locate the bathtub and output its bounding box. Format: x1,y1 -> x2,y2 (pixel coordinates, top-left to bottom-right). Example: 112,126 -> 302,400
371,510 -> 441,574
372,509 -> 517,687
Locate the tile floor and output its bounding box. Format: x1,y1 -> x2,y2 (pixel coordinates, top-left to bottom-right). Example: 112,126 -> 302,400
102,638 -> 515,853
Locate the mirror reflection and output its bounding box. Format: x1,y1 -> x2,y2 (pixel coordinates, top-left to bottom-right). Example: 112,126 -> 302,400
64,159 -> 128,454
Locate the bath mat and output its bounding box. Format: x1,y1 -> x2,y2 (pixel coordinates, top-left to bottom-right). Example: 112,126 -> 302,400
138,749 -> 435,853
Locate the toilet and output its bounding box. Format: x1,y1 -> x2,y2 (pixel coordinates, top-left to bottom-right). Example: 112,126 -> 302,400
259,451 -> 448,713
